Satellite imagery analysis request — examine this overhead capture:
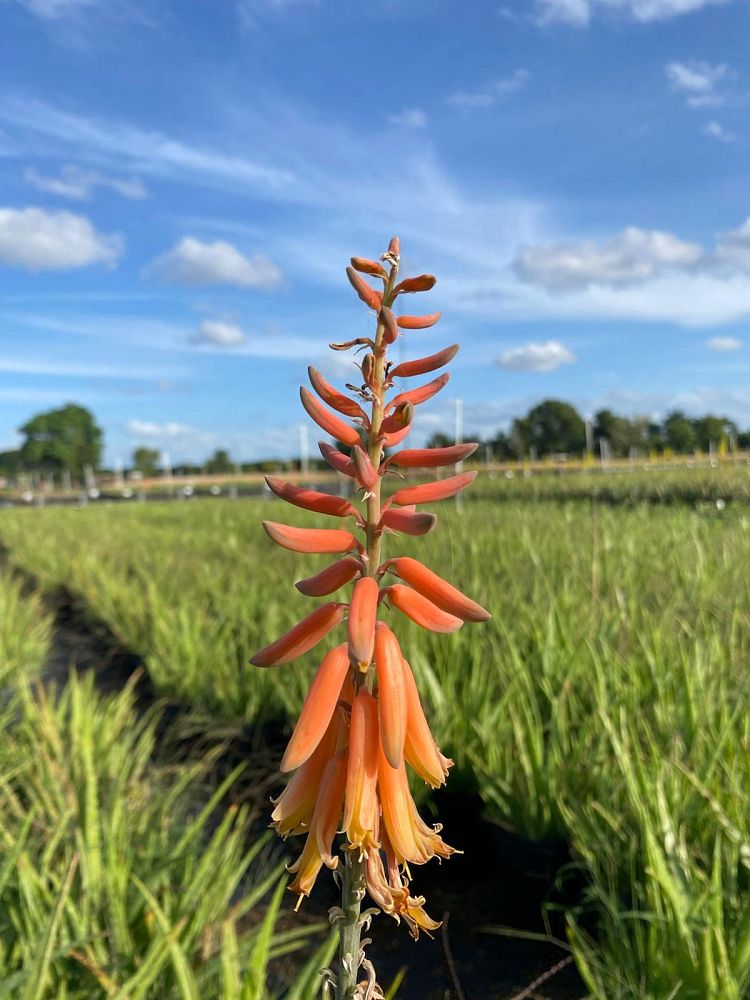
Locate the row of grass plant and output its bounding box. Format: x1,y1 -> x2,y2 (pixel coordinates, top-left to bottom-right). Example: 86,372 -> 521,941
1,494 -> 749,996
0,568 -> 336,998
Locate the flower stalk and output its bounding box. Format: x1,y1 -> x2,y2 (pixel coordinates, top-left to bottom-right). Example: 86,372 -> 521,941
250,237 -> 490,998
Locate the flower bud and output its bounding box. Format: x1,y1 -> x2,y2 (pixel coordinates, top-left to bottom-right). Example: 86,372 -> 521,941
346,266 -> 382,311
380,306 -> 399,345
351,257 -> 388,279
394,274 -> 436,295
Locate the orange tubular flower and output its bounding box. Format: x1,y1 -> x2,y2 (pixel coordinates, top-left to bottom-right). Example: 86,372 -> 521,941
394,274 -> 437,295
346,266 -> 383,310
351,256 -> 388,280
272,705 -> 345,836
389,470 -> 477,507
265,477 -> 359,519
385,555 -> 491,623
380,306 -> 399,345
347,576 -> 379,670
343,690 -> 380,855
319,441 -> 356,478
401,656 -> 452,788
308,367 -> 369,422
288,751 -> 348,899
250,602 -> 346,667
300,387 -> 362,447
381,423 -> 414,449
281,644 -> 351,771
384,443 -> 478,469
381,584 -> 463,633
263,520 -> 358,554
378,743 -> 455,865
379,507 -> 437,536
251,238 -> 489,991
374,622 -> 407,768
351,446 -> 378,490
386,373 -> 450,410
396,312 -> 442,330
295,557 -> 361,597
389,343 -> 459,380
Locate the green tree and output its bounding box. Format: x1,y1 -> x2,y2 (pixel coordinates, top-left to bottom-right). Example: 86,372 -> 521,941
693,415 -> 736,452
518,399 -> 586,457
663,411 -> 696,454
425,432 -> 453,450
0,449 -> 21,477
132,447 -> 160,477
19,404 -> 102,475
205,449 -> 233,474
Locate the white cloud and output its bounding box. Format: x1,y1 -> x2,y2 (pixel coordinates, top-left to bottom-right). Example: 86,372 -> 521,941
447,70 -> 530,110
0,98 -> 298,201
0,206 -> 122,270
665,60 -> 730,109
387,108 -> 428,128
514,226 -> 703,291
145,237 -> 282,289
0,357 -> 169,378
497,340 -> 576,372
706,336 -> 741,351
237,0 -> 317,29
703,120 -> 734,142
24,164 -> 147,201
535,0 -> 731,25
190,319 -> 246,347
716,219 -> 750,272
126,419 -> 195,439
12,0 -> 97,18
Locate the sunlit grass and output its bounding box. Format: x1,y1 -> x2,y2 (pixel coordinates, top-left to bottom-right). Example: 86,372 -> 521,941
1,488 -> 749,997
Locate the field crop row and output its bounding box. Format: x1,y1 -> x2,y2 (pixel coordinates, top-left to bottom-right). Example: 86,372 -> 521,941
0,569 -> 336,999
1,490 -> 749,997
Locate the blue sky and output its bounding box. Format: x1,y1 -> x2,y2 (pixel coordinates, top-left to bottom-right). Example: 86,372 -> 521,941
0,0 -> 748,464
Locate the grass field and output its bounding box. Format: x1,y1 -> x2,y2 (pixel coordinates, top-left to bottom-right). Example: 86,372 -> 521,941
1,469 -> 749,998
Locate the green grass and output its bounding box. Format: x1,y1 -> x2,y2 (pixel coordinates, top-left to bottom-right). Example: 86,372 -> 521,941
1,481 -> 749,997
0,575 -> 334,999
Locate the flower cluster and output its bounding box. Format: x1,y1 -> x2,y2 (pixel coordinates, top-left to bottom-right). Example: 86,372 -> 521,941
250,237 -> 489,939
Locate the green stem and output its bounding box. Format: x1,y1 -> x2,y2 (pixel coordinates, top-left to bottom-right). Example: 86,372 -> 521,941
334,249 -> 399,1000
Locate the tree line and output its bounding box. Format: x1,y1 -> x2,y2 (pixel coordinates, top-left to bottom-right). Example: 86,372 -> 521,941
0,400 -> 744,485
435,399 -> 741,460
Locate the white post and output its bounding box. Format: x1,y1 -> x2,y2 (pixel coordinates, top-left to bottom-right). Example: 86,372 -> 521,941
454,397 -> 464,512
299,424 -> 309,476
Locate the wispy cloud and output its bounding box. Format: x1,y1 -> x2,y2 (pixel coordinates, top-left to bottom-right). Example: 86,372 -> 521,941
447,69 -> 529,110
706,336 -> 741,351
387,108 -> 428,128
0,98 -> 300,200
24,163 -> 147,200
535,0 -> 732,26
126,418 -> 196,439
703,120 -> 735,142
497,340 -> 576,372
236,0 -> 318,30
665,60 -> 730,108
0,206 -> 122,270
11,0 -> 98,19
0,357 -> 179,379
144,237 -> 282,289
189,319 -> 246,347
